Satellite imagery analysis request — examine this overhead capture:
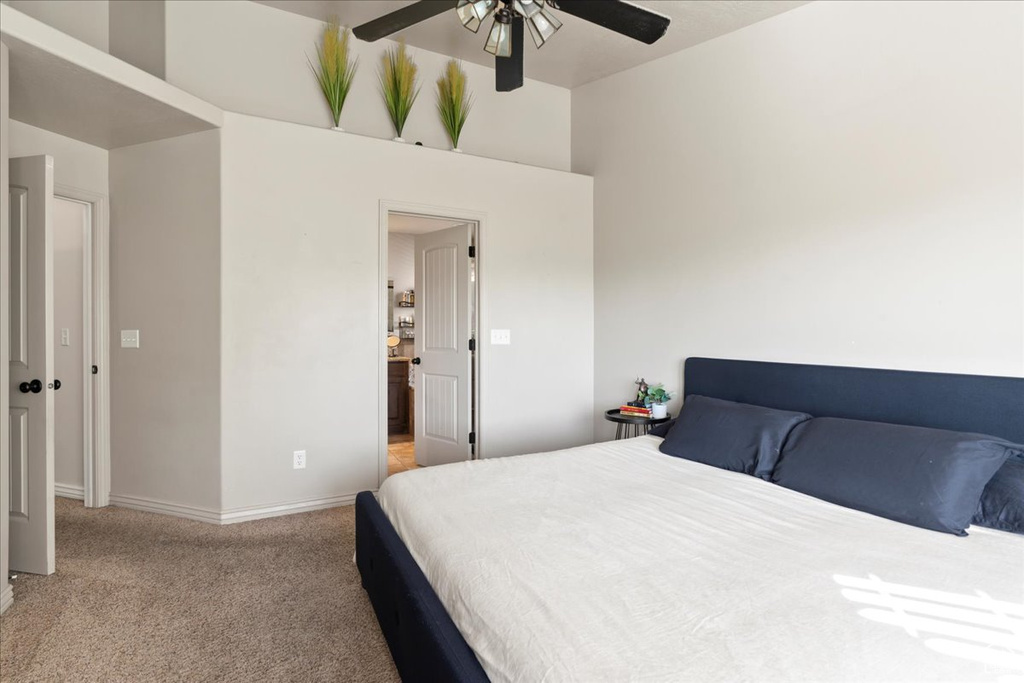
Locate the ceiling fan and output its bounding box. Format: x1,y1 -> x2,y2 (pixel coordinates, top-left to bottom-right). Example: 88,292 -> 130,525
352,1 -> 671,92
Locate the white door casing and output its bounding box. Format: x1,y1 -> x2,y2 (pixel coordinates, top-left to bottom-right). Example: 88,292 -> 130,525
414,224 -> 473,466
8,155 -> 55,576
54,184 -> 110,509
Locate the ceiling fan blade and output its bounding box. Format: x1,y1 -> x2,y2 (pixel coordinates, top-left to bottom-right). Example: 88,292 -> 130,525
496,15 -> 525,92
352,1 -> 457,42
547,0 -> 670,45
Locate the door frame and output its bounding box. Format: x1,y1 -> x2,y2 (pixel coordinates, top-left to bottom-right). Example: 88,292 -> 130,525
54,184 -> 109,508
377,200 -> 484,487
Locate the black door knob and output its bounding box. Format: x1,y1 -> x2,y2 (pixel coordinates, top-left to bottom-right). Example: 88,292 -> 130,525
19,379 -> 42,394
411,357 -> 421,365
53,379 -> 62,391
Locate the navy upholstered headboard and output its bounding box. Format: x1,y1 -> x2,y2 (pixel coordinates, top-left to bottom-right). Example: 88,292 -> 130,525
684,358 -> 1024,444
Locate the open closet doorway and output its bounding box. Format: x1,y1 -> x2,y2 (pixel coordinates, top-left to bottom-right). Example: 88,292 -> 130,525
51,183 -> 110,511
51,188 -> 110,509
381,205 -> 480,481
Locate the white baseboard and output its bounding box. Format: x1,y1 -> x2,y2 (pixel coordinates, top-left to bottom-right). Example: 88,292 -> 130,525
219,493 -> 358,524
0,582 -> 13,615
108,493 -> 222,524
107,492 -> 359,525
55,483 -> 85,500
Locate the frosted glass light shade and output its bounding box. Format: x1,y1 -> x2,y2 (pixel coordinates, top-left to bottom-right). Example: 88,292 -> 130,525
526,6 -> 562,48
484,13 -> 513,57
513,0 -> 544,18
457,0 -> 496,33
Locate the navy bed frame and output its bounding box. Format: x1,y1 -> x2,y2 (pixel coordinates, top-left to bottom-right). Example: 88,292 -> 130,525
356,358 -> 1024,682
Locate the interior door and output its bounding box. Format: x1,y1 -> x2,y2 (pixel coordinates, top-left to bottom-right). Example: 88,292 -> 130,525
8,155 -> 55,575
414,224 -> 472,466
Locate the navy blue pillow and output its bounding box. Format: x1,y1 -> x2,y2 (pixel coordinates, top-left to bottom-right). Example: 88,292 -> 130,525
659,396 -> 811,478
973,451 -> 1024,535
649,419 -> 675,438
773,417 -> 1013,536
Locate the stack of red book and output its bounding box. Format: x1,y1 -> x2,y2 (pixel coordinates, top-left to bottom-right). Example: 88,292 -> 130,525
619,404 -> 652,418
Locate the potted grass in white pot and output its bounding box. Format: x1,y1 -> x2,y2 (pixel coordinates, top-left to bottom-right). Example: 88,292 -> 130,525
436,59 -> 472,152
309,17 -> 358,131
378,40 -> 420,142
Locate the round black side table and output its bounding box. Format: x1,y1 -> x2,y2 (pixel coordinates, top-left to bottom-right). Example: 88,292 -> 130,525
604,409 -> 672,440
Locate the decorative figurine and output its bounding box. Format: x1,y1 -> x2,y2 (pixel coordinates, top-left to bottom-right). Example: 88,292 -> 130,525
634,377 -> 649,404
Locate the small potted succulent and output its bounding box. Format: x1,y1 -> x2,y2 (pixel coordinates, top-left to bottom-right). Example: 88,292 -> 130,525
645,384 -> 674,419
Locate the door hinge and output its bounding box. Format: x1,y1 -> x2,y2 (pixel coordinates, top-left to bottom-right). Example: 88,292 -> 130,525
468,245 -> 476,258
468,338 -> 476,352
469,431 -> 475,445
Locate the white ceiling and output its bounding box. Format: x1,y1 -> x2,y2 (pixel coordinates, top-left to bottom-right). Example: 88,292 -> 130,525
254,0 -> 809,89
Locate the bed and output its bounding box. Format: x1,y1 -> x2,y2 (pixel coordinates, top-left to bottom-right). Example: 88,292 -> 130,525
356,358 -> 1024,682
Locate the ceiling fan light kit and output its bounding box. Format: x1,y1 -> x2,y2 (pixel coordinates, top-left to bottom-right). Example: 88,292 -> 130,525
525,5 -> 562,49
484,7 -> 514,57
457,0 -> 497,33
354,0 -> 671,92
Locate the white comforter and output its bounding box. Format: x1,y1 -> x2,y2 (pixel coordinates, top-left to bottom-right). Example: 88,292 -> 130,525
377,436 -> 1024,683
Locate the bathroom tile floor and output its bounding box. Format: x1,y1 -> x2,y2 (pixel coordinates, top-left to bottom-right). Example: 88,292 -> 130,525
387,434 -> 417,476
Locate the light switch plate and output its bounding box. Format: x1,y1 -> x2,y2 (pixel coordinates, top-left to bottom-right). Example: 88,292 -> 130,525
120,329 -> 140,348
491,329 -> 511,345
60,328 -> 70,347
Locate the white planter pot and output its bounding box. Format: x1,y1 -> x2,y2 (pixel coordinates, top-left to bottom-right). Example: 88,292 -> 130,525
451,147 -> 463,153
651,403 -> 668,419
331,126 -> 345,132
393,136 -> 406,143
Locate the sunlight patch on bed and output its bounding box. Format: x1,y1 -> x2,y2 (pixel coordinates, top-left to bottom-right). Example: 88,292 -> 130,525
834,574 -> 1024,678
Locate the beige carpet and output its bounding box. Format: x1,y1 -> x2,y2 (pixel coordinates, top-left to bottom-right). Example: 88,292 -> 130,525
0,497 -> 399,682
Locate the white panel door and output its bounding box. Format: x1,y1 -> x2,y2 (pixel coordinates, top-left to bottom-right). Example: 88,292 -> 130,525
8,155 -> 55,576
414,224 -> 472,466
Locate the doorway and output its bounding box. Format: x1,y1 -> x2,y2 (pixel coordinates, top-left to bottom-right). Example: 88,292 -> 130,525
380,204 -> 481,483
53,184 -> 109,510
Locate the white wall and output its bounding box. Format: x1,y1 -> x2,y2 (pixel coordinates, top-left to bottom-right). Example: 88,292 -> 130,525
109,0 -> 165,78
220,113 -> 593,512
109,129 -> 221,513
572,0 -> 1024,438
53,198 -> 87,492
2,0 -> 109,51
165,0 -> 572,171
9,121 -> 108,195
